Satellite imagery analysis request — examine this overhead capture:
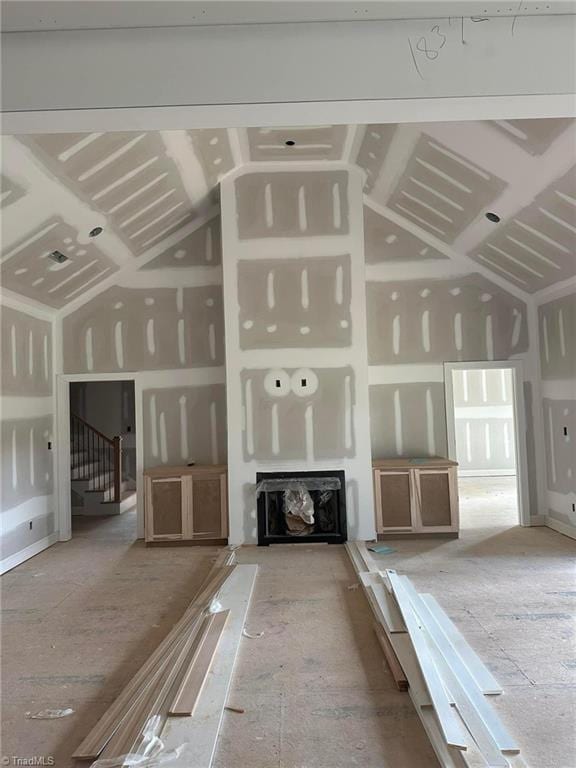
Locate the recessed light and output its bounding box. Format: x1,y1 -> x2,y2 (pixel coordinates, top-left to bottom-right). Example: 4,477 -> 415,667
285,140 -> 296,147
49,250 -> 69,264
89,226 -> 103,237
485,212 -> 501,223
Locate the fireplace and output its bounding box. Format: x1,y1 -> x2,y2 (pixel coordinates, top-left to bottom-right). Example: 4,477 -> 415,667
256,470 -> 347,546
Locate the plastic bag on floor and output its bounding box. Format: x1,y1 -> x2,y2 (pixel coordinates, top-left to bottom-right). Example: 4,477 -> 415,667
91,715 -> 184,767
26,708 -> 74,719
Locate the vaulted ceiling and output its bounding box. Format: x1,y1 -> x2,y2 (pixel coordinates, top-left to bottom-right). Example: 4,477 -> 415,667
1,118 -> 574,312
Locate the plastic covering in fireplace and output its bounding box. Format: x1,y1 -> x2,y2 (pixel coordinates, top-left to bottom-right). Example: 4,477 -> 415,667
256,470 -> 347,546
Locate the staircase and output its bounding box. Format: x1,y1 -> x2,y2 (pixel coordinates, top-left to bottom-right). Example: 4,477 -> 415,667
70,413 -> 136,516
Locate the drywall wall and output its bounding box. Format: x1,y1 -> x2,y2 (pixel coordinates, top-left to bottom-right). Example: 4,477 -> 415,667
367,272 -> 529,459
62,284 -> 224,373
142,384 -> 226,467
0,305 -> 56,573
61,218 -> 228,472
221,164 -> 374,544
539,291 -> 576,536
453,368 -> 516,474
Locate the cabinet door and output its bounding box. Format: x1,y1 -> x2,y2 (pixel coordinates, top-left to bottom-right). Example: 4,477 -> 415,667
147,476 -> 184,540
415,470 -> 455,530
376,470 -> 413,531
190,473 -> 227,539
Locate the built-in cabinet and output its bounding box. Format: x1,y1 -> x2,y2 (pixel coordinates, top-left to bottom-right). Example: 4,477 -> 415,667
373,458 -> 459,537
144,465 -> 228,544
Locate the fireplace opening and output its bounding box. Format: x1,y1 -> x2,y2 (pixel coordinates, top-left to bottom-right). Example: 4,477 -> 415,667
256,470 -> 347,545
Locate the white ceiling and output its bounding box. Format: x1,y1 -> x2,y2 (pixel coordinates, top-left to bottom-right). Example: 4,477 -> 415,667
1,118 -> 574,312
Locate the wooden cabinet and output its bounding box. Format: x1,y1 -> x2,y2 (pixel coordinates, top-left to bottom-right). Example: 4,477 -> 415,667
144,465 -> 228,544
373,458 -> 459,537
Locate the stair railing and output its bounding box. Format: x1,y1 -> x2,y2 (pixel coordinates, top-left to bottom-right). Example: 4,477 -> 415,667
70,413 -> 123,503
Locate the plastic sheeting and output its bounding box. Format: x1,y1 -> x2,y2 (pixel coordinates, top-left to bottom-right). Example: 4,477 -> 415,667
255,477 -> 341,495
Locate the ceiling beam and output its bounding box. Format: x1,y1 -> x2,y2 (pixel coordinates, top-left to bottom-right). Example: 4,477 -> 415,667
3,1 -> 576,31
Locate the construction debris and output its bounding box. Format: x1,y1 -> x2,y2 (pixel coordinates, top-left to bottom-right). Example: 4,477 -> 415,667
26,708 -> 74,719
345,541 -> 528,768
72,549 -> 245,763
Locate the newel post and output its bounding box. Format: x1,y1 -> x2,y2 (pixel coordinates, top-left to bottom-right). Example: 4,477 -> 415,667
113,436 -> 123,503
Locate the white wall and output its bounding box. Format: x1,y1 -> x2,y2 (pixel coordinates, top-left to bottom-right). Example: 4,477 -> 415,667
538,289 -> 576,538
453,368 -> 516,475
221,163 -> 375,544
0,301 -> 57,573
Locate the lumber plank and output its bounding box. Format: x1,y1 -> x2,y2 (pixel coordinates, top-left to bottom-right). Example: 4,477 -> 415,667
345,543 -> 468,764
373,622 -> 408,691
189,565 -> 236,611
169,609 -> 230,716
102,613 -> 214,758
161,565 -> 258,767
354,541 -> 380,572
73,560 -> 235,759
362,575 -> 406,633
394,574 -> 519,757
344,541 -> 370,574
387,571 -> 469,751
420,594 -> 502,695
72,610 -> 203,759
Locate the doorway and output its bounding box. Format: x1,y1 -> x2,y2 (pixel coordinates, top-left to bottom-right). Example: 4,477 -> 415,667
68,380 -> 137,537
444,361 -> 530,530
56,373 -> 144,542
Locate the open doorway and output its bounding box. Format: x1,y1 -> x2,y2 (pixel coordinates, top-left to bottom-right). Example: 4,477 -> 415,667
68,380 -> 137,538
445,362 -> 530,531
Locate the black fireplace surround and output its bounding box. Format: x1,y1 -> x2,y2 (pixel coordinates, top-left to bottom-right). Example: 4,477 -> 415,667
256,470 -> 347,546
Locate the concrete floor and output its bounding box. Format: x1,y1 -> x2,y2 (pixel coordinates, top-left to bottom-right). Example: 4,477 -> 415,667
1,477 -> 575,767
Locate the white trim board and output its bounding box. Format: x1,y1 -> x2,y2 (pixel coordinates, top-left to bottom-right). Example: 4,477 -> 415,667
3,95 -> 575,136
3,18 -> 575,115
0,532 -> 58,575
4,3 -> 576,31
162,563 -> 258,766
444,361 -> 531,527
544,515 -> 576,540
55,372 -> 144,541
1,495 -> 55,537
458,469 -> 517,477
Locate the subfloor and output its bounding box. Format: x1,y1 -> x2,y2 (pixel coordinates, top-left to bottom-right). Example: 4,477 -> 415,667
1,478 -> 575,768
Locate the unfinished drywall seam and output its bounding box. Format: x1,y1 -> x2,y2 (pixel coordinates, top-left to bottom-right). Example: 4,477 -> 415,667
365,196 -> 531,302
58,206 -> 220,318
221,161 -> 374,544
0,300 -> 57,572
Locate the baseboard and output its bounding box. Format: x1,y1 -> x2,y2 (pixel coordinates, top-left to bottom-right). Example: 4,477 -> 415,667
0,532 -> 58,575
544,516 -> 576,541
529,515 -> 547,526
458,469 -> 517,477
